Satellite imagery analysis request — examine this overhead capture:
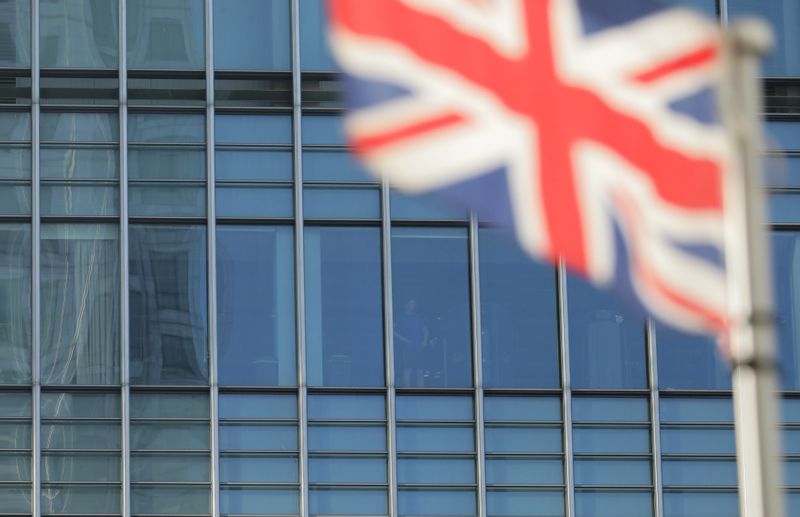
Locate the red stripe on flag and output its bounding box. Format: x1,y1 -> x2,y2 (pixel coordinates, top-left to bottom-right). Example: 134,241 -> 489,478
632,44 -> 718,84
353,112 -> 466,154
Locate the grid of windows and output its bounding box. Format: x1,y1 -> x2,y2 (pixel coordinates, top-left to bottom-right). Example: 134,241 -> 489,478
0,1 -> 800,516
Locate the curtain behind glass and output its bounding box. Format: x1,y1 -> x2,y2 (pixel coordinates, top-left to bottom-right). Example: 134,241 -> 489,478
0,224 -> 31,384
41,224 -> 119,385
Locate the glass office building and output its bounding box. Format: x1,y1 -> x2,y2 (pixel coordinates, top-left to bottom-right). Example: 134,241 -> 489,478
0,0 -> 798,516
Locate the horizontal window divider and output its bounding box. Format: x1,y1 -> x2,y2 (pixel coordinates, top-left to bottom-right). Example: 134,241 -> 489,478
0,448 -> 32,453
128,142 -> 205,148
130,481 -> 211,486
395,484 -> 477,489
766,149 -> 800,156
0,179 -> 31,185
127,69 -> 205,79
301,144 -> 349,151
0,141 -> 30,146
41,481 -> 120,486
40,142 -> 119,147
40,68 -> 118,78
660,453 -> 737,459
216,180 -> 293,186
40,385 -> 122,391
215,144 -> 292,150
39,105 -> 118,114
0,216 -> 32,223
484,420 -> 562,426
130,449 -> 211,454
765,112 -> 800,120
772,223 -> 800,231
574,485 -> 653,490
308,449 -> 387,455
127,217 -> 209,224
303,181 -> 380,187
0,480 -> 32,486
219,482 -> 300,488
213,106 -> 294,115
219,418 -> 298,424
126,105 -> 206,115
0,417 -> 33,423
214,70 -> 292,78
658,390 -> 733,397
308,452 -> 387,458
662,486 -> 738,493
217,449 -> 299,455
0,385 -> 34,391
302,219 -> 383,228
41,448 -> 122,453
299,107 -> 345,115
659,422 -> 733,428
485,484 -> 566,490
396,452 -> 477,458
572,421 -> 650,427
484,452 -> 564,458
128,178 -> 206,184
570,452 -> 649,458
40,216 -> 120,223
215,216 -> 295,224
307,482 -> 389,488
307,419 -> 387,425
40,179 -> 119,185
769,186 -> 800,193
218,386 -> 299,393
130,418 -> 209,423
41,417 -> 121,423
306,386 -> 387,394
389,219 -> 471,228
570,389 -> 651,396
396,420 -> 475,426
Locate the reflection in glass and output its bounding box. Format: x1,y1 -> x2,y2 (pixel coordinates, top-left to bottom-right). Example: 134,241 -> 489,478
127,0 -> 204,69
0,147 -> 31,179
40,148 -> 118,179
41,224 -> 119,385
479,229 -> 559,388
214,0 -> 290,70
305,227 -> 383,387
567,274 -> 646,389
128,113 -> 204,143
0,224 -> 31,384
0,0 -> 31,67
40,112 -> 118,143
656,324 -> 729,390
392,227 -> 471,388
129,225 -> 208,385
217,226 -> 296,386
40,0 -> 118,68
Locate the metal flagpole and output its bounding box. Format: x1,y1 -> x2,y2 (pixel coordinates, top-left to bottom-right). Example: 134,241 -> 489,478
722,19 -> 784,517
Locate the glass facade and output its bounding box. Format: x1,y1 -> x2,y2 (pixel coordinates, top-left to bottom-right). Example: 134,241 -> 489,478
0,1 -> 799,516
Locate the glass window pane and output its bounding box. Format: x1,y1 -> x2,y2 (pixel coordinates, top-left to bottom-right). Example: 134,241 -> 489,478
42,452 -> 120,482
0,422 -> 32,449
0,224 -> 31,384
310,455 -> 387,484
220,455 -> 296,483
656,324 -> 729,390
662,458 -> 737,486
397,456 -> 474,484
41,184 -> 119,217
567,274 -> 646,389
309,487 -> 387,517
130,392 -> 209,418
129,184 -> 206,217
303,150 -> 372,182
484,396 -> 561,422
480,229 -> 559,388
663,490 -> 738,517
127,0 -> 205,69
214,0 -> 290,70
0,452 -> 30,481
217,226 -> 296,386
0,484 -> 30,513
660,426 -> 735,454
308,424 -> 385,452
0,184 -> 31,215
215,149 -> 292,181
393,227 -> 472,388
128,147 -> 205,179
41,392 -> 120,418
728,0 -> 798,76
131,485 -> 209,516
486,489 -> 565,517
41,423 -> 120,450
0,393 -> 31,417
398,488 -> 476,517
302,115 -> 346,145
572,397 -> 649,422
573,426 -> 650,454
41,112 -> 118,142
299,0 -> 336,72
660,397 -> 732,423
131,452 -> 209,482
305,227 -> 384,387
40,484 -> 120,515
131,422 -> 209,450
40,148 -> 118,179
397,425 -> 474,453
220,423 -> 297,451
40,0 -> 118,68
574,458 -> 651,486
486,457 -> 563,485
219,393 -> 296,420
216,114 -> 291,145
0,146 -> 31,179
128,113 -> 204,143
303,187 -> 381,219
665,0 -> 717,17
0,0 -> 31,67
308,394 -> 384,420
216,185 -> 293,218
575,490 -> 653,517
0,112 -> 31,141
396,395 -> 472,421
129,225 -> 208,385
484,425 -> 562,454
773,232 -> 800,390
221,486 -> 298,516
390,190 -> 469,221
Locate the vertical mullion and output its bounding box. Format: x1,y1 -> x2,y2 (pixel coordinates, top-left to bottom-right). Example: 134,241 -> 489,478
204,0 -> 219,516
647,321 -> 664,517
290,1 -> 309,516
381,176 -> 398,517
31,0 -> 41,515
468,214 -> 487,517
557,261 -> 575,517
719,0 -> 729,24
118,1 -> 131,516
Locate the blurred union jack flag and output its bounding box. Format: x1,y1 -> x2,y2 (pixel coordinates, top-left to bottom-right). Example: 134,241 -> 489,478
328,0 -> 736,338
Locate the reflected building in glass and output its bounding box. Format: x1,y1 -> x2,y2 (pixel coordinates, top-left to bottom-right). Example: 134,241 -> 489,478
1,0 -> 800,516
